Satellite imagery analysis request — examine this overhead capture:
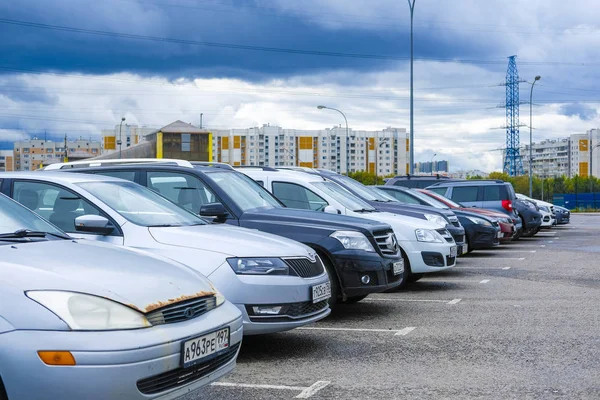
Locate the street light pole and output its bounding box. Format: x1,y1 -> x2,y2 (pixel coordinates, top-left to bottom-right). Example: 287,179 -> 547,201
430,153 -> 437,173
317,105 -> 349,174
529,75 -> 541,197
118,117 -> 126,159
407,0 -> 416,175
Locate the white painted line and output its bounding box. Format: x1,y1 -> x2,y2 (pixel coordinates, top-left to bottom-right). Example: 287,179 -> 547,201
297,327 -> 410,335
212,382 -> 306,391
479,279 -> 491,284
502,267 -> 511,270
487,250 -> 536,253
394,327 -> 417,336
460,257 -> 525,261
296,381 -> 331,398
546,241 -> 554,243
366,297 -> 449,303
455,266 -> 515,269
447,298 -> 462,304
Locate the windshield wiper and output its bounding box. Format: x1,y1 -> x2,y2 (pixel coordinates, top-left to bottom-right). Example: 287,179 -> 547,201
354,208 -> 376,213
0,229 -> 71,241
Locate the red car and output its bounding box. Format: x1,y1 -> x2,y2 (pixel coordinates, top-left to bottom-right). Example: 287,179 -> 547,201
417,189 -> 515,242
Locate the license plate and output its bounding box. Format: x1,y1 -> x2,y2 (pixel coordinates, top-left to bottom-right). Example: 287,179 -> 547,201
181,327 -> 230,368
392,260 -> 404,275
462,243 -> 468,254
450,246 -> 457,258
312,282 -> 331,303
497,231 -> 503,238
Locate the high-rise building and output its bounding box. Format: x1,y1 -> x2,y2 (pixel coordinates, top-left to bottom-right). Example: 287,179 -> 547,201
100,124 -> 155,156
212,125 -> 409,175
415,160 -> 449,174
0,150 -> 14,171
12,138 -> 101,171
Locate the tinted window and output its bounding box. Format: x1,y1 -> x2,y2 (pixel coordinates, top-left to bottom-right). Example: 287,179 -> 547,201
428,187 -> 448,196
147,172 -> 218,213
272,182 -> 328,211
93,170 -> 136,182
451,186 -> 479,202
483,185 -> 505,201
382,189 -> 421,205
0,193 -> 64,236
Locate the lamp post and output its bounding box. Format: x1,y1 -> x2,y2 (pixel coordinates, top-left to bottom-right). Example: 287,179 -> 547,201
407,0 -> 416,175
529,75 -> 541,197
430,153 -> 437,173
317,105 -> 349,174
118,117 -> 126,159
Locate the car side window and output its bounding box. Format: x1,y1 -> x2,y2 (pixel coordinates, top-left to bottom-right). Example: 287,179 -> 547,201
12,181 -> 103,233
427,187 -> 448,196
385,190 -> 421,205
451,186 -> 479,202
483,185 -> 503,201
272,182 -> 328,211
147,171 -> 218,213
254,180 -> 264,187
92,170 -> 137,182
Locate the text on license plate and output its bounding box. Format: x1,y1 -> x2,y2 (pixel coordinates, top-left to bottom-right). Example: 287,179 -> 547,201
450,246 -> 457,257
312,282 -> 331,303
182,327 -> 229,368
462,243 -> 468,254
393,260 -> 404,275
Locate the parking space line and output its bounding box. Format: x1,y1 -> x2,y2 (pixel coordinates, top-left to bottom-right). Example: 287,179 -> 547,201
479,279 -> 491,284
486,250 -> 536,253
366,297 -> 451,303
447,298 -> 462,304
455,266 -> 515,269
211,382 -> 306,391
502,267 -> 511,270
394,327 -> 417,336
460,257 -> 525,260
296,381 -> 331,398
297,326 -> 415,335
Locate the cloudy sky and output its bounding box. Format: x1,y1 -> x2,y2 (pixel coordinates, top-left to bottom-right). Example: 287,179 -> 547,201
1,0 -> 600,171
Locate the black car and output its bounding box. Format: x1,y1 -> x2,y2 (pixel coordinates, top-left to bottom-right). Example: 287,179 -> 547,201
300,169 -> 468,256
553,206 -> 570,224
55,162 -> 404,306
376,185 -> 502,252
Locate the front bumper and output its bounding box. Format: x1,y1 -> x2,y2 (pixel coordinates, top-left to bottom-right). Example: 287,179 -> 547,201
399,240 -> 456,274
447,224 -> 468,256
208,263 -> 331,336
465,224 -> 500,250
0,302 -> 243,400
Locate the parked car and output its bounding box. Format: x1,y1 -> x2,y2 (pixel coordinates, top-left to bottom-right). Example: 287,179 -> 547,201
553,205 -> 571,224
516,194 -> 558,228
1,172 -> 332,335
384,175 -> 459,188
42,160 -> 405,305
425,180 -> 532,236
240,168 -> 457,285
282,168 -> 468,256
377,186 -> 503,251
0,193 -> 243,400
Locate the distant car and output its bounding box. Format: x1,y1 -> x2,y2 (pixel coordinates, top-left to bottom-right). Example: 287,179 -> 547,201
537,205 -> 556,228
1,172 -> 331,335
0,193 -> 243,400
240,168 -> 457,285
553,205 -> 571,224
385,175 -> 459,189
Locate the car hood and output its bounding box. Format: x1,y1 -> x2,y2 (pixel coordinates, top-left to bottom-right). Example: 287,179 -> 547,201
371,201 -> 454,219
243,207 -> 392,234
458,207 -> 508,219
0,239 -> 216,314
356,211 -> 442,240
149,224 -> 312,258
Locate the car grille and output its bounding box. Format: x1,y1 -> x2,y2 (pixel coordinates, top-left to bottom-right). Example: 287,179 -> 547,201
284,257 -> 325,278
136,342 -> 240,395
373,229 -> 399,255
453,234 -> 465,244
146,296 -> 217,326
436,228 -> 454,243
246,300 -> 329,322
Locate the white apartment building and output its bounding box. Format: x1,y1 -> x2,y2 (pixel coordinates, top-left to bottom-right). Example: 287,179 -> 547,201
0,150 -> 14,172
100,124 -> 155,156
212,125 -> 409,175
13,138 -> 101,171
521,129 -> 600,178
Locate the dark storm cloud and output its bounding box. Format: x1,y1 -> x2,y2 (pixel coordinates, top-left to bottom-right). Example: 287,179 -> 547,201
559,103 -> 599,121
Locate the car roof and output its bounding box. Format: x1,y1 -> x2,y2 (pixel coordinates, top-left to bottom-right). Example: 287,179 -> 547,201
390,175 -> 453,180
428,179 -> 506,187
0,171 -> 125,184
240,168 -> 327,183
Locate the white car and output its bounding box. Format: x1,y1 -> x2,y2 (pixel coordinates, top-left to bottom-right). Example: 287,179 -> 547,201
2,172 -> 331,336
516,194 -> 555,228
240,168 -> 457,283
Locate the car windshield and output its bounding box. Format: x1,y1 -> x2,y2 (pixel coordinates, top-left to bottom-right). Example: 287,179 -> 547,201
0,194 -> 65,237
77,181 -> 206,227
409,189 -> 450,209
370,187 -> 399,202
207,171 -> 282,212
312,181 -> 376,212
332,175 -> 381,201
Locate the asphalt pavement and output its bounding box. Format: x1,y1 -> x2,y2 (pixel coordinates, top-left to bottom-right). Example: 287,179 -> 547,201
188,214 -> 600,399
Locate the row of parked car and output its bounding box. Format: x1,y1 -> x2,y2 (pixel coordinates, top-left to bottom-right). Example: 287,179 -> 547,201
0,160 -> 568,399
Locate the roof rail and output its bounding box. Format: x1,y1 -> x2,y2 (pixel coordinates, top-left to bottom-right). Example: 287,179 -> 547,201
276,166 -> 322,174
234,165 -> 279,172
41,158 -> 194,170
190,162 -> 234,170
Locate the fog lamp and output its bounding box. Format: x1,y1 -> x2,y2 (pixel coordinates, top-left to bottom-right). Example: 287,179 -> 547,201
252,306 -> 283,315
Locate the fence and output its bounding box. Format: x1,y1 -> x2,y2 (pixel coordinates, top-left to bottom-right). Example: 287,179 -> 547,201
553,193 -> 600,210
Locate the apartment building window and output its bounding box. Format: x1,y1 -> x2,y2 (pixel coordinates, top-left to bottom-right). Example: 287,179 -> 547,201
46,148 -> 53,153
181,134 -> 191,152
92,148 -> 98,154
23,148 -> 30,153
23,155 -> 29,159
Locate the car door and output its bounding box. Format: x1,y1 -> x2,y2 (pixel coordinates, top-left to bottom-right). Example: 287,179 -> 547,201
448,185 -> 482,208
10,180 -> 124,245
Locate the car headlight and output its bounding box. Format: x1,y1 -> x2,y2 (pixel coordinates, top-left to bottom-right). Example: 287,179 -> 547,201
27,291 -> 150,331
330,231 -> 376,252
415,229 -> 443,243
424,214 -> 447,227
227,257 -> 289,275
466,216 -> 492,226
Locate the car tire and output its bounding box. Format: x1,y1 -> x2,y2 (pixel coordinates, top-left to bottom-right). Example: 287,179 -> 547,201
0,376 -> 7,400
319,253 -> 340,311
342,295 -> 368,304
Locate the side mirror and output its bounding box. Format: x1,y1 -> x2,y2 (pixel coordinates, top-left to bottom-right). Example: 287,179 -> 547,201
75,215 -> 114,235
199,203 -> 228,219
324,205 -> 341,215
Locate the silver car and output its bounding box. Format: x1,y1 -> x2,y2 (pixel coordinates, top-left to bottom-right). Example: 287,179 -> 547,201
2,172 -> 331,335
0,193 -> 243,400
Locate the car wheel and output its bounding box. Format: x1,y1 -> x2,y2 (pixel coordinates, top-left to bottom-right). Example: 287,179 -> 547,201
319,253 -> 340,311
0,376 -> 7,400
342,295 -> 368,304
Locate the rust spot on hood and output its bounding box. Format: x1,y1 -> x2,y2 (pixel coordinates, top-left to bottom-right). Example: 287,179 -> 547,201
141,290 -> 215,313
